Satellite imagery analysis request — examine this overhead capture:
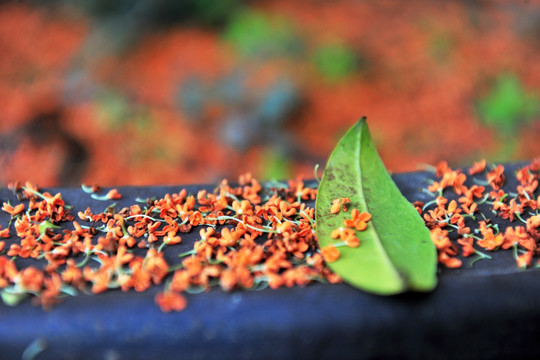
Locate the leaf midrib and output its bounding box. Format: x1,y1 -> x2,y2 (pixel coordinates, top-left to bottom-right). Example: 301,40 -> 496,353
354,123 -> 403,285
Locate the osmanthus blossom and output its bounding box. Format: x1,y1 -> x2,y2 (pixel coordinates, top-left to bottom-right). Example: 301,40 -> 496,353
155,290 -> 187,312
344,209 -> 372,231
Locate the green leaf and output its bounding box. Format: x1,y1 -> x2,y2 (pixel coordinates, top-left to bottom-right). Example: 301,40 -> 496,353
315,118 -> 437,294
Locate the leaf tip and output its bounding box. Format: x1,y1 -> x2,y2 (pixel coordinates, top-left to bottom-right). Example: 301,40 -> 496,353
355,116 -> 368,127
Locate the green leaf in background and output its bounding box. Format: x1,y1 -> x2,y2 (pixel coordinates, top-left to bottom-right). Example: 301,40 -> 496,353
477,73 -> 539,134
428,32 -> 454,64
223,10 -> 301,58
313,42 -> 358,82
261,148 -> 291,181
96,89 -> 131,130
315,118 -> 437,294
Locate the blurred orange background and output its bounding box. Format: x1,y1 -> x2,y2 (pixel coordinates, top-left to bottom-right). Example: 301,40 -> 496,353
1,0 -> 539,186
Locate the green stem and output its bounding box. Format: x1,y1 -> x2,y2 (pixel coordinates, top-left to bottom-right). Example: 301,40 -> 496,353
225,192 -> 241,203
422,198 -> 440,211
157,241 -> 168,253
76,253 -> 92,268
167,263 -> 184,272
514,212 -> 527,224
476,194 -> 490,205
22,186 -> 47,201
178,249 -> 196,258
299,210 -> 315,227
473,178 -> 490,186
469,249 -> 492,267
205,215 -> 278,233
124,214 -> 164,222
313,164 -> 321,184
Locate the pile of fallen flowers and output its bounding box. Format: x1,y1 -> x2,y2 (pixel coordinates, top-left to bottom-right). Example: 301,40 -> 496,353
419,158 -> 540,270
0,175 -> 340,311
1,159 -> 540,312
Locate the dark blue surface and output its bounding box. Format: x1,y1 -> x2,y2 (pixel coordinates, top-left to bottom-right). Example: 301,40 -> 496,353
2,271 -> 539,360
1,168 -> 539,359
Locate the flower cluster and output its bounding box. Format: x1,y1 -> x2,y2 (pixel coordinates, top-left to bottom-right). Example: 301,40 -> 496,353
0,176 -> 339,311
419,158 -> 540,269
320,207 -> 371,263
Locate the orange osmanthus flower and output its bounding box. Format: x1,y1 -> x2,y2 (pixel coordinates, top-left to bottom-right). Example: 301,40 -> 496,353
344,209 -> 371,231
468,159 -> 486,175
457,237 -> 475,257
155,291 -> 187,312
2,202 -> 25,216
344,236 -> 360,248
430,228 -> 451,250
330,227 -> 360,248
129,258 -> 152,292
106,189 -> 122,200
144,249 -> 169,285
320,245 -> 340,262
487,165 -> 505,190
477,229 -> 503,251
0,227 -> 9,238
438,251 -> 462,269
331,227 -> 355,240
330,199 -> 341,214
516,250 -> 533,268
330,197 -> 351,214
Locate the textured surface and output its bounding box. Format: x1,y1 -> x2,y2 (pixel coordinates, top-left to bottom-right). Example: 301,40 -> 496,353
0,168 -> 539,360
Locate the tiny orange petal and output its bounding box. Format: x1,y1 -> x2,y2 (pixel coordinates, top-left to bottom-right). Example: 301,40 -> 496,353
330,199 -> 341,214
355,222 -> 367,231
106,189 -> 122,200
358,212 -> 372,222
321,245 -> 340,262
155,291 -> 187,312
331,228 -> 342,239
345,236 -> 360,248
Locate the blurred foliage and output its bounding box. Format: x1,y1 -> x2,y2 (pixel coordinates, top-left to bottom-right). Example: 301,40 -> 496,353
95,89 -> 152,134
261,148 -> 292,181
34,0 -> 245,54
256,78 -> 300,125
223,10 -> 303,58
477,73 -> 539,134
177,77 -> 206,121
428,32 -> 454,64
2,1 -> 540,186
313,42 -> 359,83
55,0 -> 243,27
95,89 -> 131,130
